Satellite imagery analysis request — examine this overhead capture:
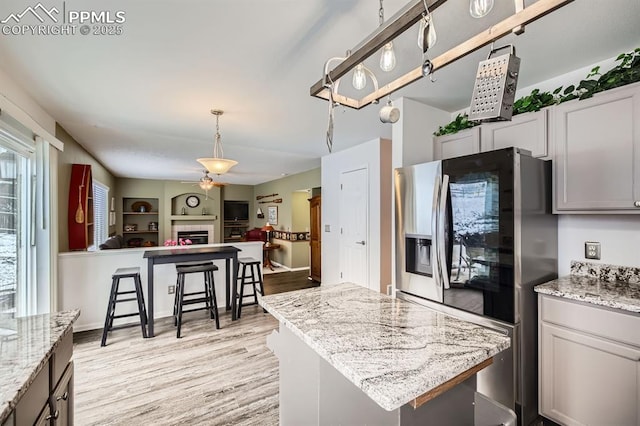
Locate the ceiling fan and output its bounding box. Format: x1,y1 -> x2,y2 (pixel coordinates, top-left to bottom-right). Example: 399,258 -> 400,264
181,170 -> 226,198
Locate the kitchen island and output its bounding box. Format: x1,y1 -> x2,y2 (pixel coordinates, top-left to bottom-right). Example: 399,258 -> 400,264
0,310 -> 80,425
260,283 -> 514,425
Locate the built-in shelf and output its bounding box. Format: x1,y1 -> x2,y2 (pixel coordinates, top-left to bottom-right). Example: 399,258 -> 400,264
170,215 -> 217,221
122,197 -> 159,247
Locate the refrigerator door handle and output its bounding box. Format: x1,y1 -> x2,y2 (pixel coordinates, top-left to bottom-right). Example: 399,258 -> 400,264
438,174 -> 451,290
432,177 -> 442,288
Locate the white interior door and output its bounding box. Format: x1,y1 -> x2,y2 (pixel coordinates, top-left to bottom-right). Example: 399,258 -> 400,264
339,167 -> 369,289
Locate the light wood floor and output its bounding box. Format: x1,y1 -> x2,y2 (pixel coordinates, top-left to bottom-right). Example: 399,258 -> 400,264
73,271 -> 317,425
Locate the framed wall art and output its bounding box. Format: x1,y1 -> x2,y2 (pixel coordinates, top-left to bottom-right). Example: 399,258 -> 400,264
268,206 -> 278,225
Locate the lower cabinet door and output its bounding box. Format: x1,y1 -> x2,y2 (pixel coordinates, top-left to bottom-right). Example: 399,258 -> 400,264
51,361 -> 74,426
34,405 -> 50,426
540,322 -> 640,425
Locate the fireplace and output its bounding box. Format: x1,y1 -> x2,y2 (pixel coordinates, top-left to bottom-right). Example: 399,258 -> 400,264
171,224 -> 215,244
177,231 -> 209,245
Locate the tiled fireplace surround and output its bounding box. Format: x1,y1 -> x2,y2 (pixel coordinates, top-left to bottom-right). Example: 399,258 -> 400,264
171,224 -> 215,244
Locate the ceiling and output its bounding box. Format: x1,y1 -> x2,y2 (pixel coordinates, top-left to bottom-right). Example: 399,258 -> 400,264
0,0 -> 638,185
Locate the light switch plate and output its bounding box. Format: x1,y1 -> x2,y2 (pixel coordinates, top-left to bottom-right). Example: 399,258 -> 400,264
585,241 -> 601,260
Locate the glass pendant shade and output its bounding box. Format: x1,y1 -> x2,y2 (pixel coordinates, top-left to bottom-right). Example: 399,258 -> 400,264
379,42 -> 396,72
197,109 -> 237,175
197,158 -> 238,175
352,63 -> 367,90
470,0 -> 494,18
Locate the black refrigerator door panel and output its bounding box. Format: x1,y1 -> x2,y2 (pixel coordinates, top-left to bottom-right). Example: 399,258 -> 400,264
442,148 -> 516,324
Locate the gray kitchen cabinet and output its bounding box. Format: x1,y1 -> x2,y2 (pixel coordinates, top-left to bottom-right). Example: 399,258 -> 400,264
11,331 -> 74,426
433,127 -> 480,160
14,358 -> 49,426
552,82 -> 640,213
481,109 -> 549,159
539,294 -> 640,425
50,362 -> 74,426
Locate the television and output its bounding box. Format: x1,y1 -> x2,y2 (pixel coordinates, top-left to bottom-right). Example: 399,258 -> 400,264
224,201 -> 249,221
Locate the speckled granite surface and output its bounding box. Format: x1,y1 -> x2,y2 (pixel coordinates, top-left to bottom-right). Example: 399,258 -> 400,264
535,261 -> 640,313
259,283 -> 510,411
0,310 -> 80,423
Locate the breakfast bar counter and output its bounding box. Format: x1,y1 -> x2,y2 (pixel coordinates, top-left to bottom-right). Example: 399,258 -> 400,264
260,283 -> 513,425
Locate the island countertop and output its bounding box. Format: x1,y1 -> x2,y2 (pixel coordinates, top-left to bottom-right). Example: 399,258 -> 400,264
0,310 -> 80,424
259,283 -> 510,411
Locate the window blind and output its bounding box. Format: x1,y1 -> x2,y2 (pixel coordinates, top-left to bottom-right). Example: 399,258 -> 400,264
92,180 -> 109,249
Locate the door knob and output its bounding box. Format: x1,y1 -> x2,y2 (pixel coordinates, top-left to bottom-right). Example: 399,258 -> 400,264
356,241 -> 366,245
634,201 -> 640,207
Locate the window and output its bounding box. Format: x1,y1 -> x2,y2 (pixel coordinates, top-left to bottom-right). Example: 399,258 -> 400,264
0,122 -> 35,317
92,180 -> 109,249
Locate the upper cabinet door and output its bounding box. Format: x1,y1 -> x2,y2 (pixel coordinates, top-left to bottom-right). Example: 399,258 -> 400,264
433,127 -> 480,160
481,109 -> 549,159
552,83 -> 640,213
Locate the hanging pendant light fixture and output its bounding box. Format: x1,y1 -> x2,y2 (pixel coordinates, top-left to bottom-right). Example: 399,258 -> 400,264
470,0 -> 494,18
352,63 -> 368,90
378,0 -> 396,72
197,109 -> 238,175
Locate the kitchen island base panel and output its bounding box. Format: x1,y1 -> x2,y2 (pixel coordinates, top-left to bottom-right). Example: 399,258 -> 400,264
274,324 -> 516,425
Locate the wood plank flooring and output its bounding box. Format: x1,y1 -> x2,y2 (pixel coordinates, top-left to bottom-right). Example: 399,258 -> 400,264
263,270 -> 319,295
73,271 -> 317,425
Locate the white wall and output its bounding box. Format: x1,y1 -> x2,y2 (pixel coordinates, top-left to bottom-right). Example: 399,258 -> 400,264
321,138 -> 391,292
0,65 -> 57,140
58,242 -> 263,331
558,215 -> 640,275
391,97 -> 450,169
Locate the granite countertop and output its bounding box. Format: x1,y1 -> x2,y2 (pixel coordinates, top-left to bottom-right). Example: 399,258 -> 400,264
259,283 -> 510,411
0,310 -> 80,423
535,261 -> 640,313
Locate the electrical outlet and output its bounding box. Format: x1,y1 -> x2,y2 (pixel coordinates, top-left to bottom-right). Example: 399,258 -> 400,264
168,285 -> 175,294
585,241 -> 601,260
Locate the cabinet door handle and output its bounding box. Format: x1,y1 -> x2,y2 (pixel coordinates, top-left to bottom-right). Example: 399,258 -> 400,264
355,241 -> 366,245
634,201 -> 640,207
46,410 -> 60,420
57,391 -> 69,401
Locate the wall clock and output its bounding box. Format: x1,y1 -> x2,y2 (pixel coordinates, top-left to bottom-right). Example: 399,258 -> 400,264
186,195 -> 200,208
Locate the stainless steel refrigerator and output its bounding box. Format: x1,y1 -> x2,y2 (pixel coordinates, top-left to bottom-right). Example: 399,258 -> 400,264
394,147 -> 558,426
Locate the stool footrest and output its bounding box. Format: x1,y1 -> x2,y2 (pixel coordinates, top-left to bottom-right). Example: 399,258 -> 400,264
116,290 -> 137,295
113,312 -> 142,319
180,307 -> 215,315
109,322 -> 144,331
181,297 -> 211,305
114,297 -> 138,303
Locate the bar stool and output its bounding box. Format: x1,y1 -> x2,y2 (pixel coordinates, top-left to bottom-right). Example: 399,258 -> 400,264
236,257 -> 265,318
101,267 -> 148,347
174,262 -> 220,338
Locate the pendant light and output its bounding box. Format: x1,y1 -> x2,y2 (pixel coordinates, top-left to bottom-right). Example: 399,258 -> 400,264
470,0 -> 494,18
378,0 -> 396,72
197,109 -> 238,175
352,63 -> 368,90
